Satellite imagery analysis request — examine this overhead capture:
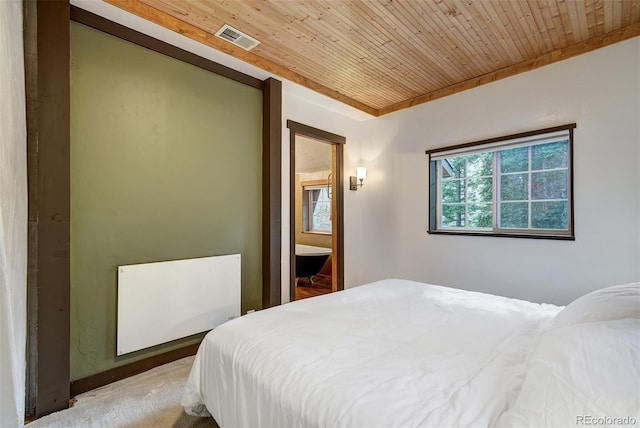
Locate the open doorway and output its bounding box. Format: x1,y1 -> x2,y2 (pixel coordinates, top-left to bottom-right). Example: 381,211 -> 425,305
287,121 -> 344,302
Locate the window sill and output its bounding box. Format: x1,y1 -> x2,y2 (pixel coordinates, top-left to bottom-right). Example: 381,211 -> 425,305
302,231 -> 332,236
427,229 -> 575,241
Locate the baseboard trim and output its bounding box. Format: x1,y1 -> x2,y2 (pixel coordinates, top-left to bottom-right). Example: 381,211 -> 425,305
70,342 -> 201,397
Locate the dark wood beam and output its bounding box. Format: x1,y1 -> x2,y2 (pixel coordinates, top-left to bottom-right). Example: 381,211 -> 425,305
262,78 -> 282,308
26,0 -> 72,418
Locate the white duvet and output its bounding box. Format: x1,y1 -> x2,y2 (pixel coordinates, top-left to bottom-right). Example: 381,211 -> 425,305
498,283 -> 640,427
182,279 -> 562,427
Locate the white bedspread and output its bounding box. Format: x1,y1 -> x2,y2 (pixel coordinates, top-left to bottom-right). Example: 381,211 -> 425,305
182,279 -> 561,428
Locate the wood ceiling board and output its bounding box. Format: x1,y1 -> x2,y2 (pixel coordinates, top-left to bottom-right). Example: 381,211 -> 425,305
374,1 -> 477,82
104,0 -> 640,116
285,1 -> 437,104
237,0 -> 406,104
305,1 -> 430,97
413,1 -> 503,82
591,0 -> 605,36
142,0 -> 413,108
531,1 -> 566,50
445,1 -> 510,72
344,1 -> 454,90
378,20 -> 640,116
275,1 -> 415,105
102,0 -> 379,115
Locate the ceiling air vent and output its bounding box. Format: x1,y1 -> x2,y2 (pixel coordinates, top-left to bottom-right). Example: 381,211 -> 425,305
215,24 -> 260,51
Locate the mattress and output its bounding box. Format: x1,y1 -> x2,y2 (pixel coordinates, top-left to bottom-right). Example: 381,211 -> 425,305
182,279 -> 562,427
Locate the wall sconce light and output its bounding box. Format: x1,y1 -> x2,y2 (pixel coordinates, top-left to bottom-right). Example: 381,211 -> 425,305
350,167 -> 367,191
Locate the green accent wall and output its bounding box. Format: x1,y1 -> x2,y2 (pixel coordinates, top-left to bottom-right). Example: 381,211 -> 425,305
70,22 -> 262,380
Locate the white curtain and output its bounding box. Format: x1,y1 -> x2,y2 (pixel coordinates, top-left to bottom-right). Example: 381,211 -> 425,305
0,1 -> 27,427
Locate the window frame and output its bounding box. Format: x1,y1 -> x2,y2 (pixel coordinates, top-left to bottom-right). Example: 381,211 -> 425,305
302,184 -> 332,234
426,123 -> 576,240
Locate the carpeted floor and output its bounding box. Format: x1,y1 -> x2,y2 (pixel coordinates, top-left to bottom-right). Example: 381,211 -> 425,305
26,356 -> 218,428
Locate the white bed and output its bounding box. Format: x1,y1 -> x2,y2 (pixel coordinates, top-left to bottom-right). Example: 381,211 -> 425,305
182,279 -> 640,427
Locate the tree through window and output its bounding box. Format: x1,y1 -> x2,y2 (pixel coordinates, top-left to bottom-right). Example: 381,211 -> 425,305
427,124 -> 575,240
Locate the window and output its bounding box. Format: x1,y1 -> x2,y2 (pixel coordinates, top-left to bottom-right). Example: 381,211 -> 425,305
427,124 -> 575,239
303,185 -> 332,233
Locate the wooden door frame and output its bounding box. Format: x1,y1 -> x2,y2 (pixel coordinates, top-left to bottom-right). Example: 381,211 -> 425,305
287,120 -> 345,302
25,2 -> 281,418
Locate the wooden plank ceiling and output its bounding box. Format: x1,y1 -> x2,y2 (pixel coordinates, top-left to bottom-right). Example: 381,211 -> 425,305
106,0 -> 640,116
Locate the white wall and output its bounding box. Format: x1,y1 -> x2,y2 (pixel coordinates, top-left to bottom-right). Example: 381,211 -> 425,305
281,89 -> 374,301
366,37 -> 640,305
0,1 -> 27,427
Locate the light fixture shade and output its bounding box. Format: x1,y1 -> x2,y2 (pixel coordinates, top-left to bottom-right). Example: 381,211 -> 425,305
356,167 -> 367,180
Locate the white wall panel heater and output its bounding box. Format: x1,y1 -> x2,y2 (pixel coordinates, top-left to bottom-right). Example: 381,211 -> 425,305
117,254 -> 241,356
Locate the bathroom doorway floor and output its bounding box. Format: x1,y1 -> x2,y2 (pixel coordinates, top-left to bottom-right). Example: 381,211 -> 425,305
295,275 -> 332,300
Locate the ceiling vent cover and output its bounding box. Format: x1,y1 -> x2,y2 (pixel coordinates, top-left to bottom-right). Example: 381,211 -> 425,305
215,24 -> 260,51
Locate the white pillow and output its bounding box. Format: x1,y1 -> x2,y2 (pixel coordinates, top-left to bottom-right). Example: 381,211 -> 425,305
552,283 -> 640,328
497,318 -> 640,427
